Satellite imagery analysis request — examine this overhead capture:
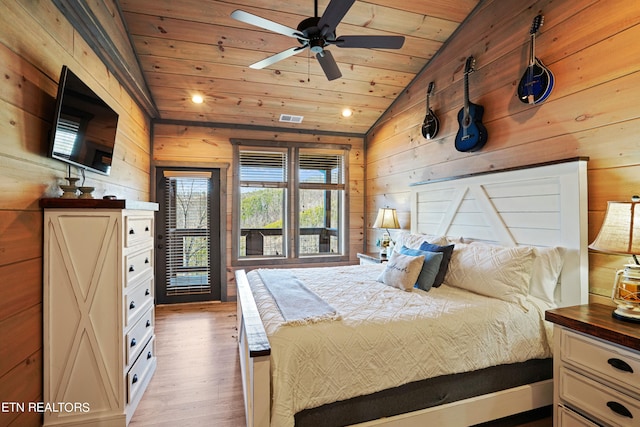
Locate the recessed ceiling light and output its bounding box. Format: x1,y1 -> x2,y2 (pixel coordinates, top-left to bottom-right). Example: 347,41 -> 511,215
192,94 -> 204,104
342,108 -> 353,118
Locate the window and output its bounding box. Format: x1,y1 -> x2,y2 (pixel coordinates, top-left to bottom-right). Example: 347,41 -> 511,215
234,142 -> 349,263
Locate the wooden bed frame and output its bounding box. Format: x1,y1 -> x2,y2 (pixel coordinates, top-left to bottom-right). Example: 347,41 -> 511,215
236,158 -> 589,427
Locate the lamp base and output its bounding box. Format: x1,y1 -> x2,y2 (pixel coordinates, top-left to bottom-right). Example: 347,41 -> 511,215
612,307 -> 640,323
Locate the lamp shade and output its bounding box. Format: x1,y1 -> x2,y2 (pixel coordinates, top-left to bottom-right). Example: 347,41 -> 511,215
373,208 -> 400,230
589,200 -> 640,255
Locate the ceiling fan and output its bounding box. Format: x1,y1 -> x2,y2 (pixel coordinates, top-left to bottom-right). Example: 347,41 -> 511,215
231,0 -> 405,81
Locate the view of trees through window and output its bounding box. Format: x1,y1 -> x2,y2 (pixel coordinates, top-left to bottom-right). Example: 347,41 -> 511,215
237,146 -> 346,259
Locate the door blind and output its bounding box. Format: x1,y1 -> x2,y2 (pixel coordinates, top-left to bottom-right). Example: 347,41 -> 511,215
164,175 -> 211,296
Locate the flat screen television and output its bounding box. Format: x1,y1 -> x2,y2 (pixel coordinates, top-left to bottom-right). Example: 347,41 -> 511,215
48,65 -> 119,175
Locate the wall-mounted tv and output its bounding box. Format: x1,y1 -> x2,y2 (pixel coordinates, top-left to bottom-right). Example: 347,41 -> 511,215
48,65 -> 119,175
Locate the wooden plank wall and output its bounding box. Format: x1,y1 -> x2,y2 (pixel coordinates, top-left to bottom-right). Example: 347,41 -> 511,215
153,124 -> 365,300
0,1 -> 152,425
365,0 -> 640,299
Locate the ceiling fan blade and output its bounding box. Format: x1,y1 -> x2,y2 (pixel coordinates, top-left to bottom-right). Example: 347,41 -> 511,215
250,46 -> 306,69
333,35 -> 405,49
316,50 -> 342,81
317,0 -> 356,37
231,10 -> 307,40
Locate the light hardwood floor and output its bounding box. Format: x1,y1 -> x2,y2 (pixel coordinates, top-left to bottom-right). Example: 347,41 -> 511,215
130,302 -> 551,427
129,302 -> 246,427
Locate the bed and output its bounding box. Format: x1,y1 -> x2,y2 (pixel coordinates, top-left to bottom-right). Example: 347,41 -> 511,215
236,158 -> 589,427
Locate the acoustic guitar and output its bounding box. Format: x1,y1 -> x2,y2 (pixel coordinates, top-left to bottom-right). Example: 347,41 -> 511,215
421,81 -> 439,139
455,56 -> 487,152
517,15 -> 554,104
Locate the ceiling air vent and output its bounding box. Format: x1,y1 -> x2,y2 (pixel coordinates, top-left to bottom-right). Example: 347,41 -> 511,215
279,114 -> 304,124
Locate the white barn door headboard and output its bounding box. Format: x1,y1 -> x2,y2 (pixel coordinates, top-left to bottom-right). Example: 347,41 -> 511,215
410,158 -> 589,307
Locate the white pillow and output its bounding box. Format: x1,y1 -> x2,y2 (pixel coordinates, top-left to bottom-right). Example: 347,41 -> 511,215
394,232 -> 434,250
529,247 -> 565,305
377,251 -> 424,291
393,232 -> 448,252
445,243 -> 535,304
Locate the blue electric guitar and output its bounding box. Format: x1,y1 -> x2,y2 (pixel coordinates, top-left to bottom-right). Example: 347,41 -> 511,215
517,15 -> 554,104
455,56 -> 487,152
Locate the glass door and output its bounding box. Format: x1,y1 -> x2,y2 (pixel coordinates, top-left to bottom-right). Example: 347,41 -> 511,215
155,168 -> 221,303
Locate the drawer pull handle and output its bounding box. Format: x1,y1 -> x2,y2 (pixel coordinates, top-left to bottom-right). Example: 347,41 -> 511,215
130,301 -> 136,310
608,358 -> 634,373
607,401 -> 633,418
145,258 -> 150,264
146,320 -> 151,328
129,229 -> 135,235
131,374 -> 138,384
130,338 -> 137,347
129,265 -> 135,272
145,289 -> 150,296
147,351 -> 152,360
145,226 -> 150,232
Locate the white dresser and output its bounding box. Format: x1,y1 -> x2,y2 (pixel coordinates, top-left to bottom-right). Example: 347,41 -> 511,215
42,198 -> 158,426
546,304 -> 640,427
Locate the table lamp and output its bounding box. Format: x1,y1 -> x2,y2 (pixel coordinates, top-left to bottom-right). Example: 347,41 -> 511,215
589,196 -> 640,322
373,207 -> 400,256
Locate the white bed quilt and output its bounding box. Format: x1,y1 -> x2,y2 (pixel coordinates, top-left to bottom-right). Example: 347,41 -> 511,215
246,264 -> 554,427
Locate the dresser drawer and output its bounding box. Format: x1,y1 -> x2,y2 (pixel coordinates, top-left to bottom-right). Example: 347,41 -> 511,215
125,215 -> 153,247
125,278 -> 154,327
560,329 -> 640,395
125,246 -> 153,287
126,307 -> 154,366
557,406 -> 601,427
559,366 -> 640,426
127,336 -> 156,404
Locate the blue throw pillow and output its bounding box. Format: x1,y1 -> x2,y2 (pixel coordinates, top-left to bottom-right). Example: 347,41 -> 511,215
418,242 -> 455,288
398,246 -> 444,291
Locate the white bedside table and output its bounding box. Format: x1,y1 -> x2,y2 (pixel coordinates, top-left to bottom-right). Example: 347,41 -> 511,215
357,252 -> 388,265
545,304 -> 640,427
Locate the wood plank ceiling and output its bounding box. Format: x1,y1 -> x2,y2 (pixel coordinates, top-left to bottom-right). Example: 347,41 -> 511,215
119,0 -> 480,135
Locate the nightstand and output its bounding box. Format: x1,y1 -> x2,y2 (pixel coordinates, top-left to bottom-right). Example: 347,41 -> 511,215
545,304 -> 640,427
357,252 -> 388,265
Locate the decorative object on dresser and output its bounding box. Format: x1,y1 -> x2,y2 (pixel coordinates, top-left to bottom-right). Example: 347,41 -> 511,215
78,185 -> 95,199
589,196 -> 640,322
421,81 -> 440,140
41,198 -> 158,426
59,176 -> 80,198
517,14 -> 554,105
372,206 -> 401,255
455,56 -> 487,152
545,304 -> 640,427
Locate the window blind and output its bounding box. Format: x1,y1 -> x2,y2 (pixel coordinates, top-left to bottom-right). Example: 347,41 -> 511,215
299,152 -> 344,184
239,150 -> 287,184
